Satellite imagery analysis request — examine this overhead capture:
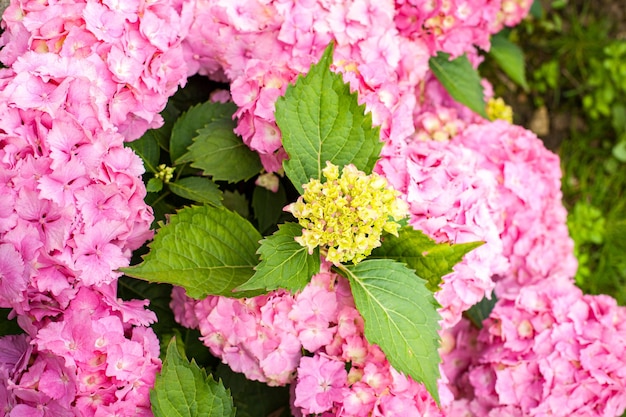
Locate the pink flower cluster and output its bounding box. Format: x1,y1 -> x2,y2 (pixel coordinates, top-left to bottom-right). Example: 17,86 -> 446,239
172,267 -> 442,415
394,0 -> 531,58
377,115 -> 575,328
441,279 -> 626,416
378,136 -> 508,327
1,287 -> 160,416
0,0 -> 190,140
0,0 -> 189,414
181,0 -> 529,173
456,121 -> 578,295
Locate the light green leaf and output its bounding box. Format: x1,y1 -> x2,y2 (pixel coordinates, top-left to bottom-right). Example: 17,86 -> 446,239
151,338 -> 235,417
127,133 -> 160,173
169,177 -> 223,206
429,52 -> 488,119
371,227 -> 483,292
122,205 -> 262,299
344,259 -> 441,403
187,118 -> 263,182
252,184 -> 287,234
275,43 -> 382,193
170,101 -> 237,164
612,140 -> 626,163
147,177 -> 164,193
236,222 -> 320,293
489,33 -> 529,91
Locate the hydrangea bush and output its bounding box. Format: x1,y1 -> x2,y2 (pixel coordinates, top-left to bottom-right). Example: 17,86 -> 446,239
0,1 -> 625,417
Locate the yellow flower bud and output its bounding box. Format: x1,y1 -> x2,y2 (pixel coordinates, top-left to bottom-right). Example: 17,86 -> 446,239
287,162 -> 408,265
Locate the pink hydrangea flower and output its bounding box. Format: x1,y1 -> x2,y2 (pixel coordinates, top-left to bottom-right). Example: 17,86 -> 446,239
294,354 -> 348,414
455,121 -> 578,295
442,279 -> 626,417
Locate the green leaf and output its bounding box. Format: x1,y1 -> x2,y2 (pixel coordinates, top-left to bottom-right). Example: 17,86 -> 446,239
429,52 -> 488,119
0,308 -> 22,336
216,363 -> 290,417
147,177 -> 164,193
275,43 -> 382,193
464,293 -> 497,329
489,33 -> 529,91
612,140 -> 626,163
169,176 -> 223,206
127,133 -> 160,173
170,101 -> 238,164
236,222 -> 320,293
371,227 -> 483,292
529,0 -> 543,18
222,190 -> 250,219
122,205 -> 262,299
145,192 -> 177,227
343,259 -> 441,403
151,338 -> 235,417
186,118 -> 263,182
252,184 -> 287,234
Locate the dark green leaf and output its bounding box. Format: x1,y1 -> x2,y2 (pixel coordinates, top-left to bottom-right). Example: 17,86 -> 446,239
222,190 -> 250,219
216,363 -> 290,417
151,338 -> 235,417
145,193 -> 177,228
530,0 -> 543,18
0,308 -> 22,336
187,118 -> 262,182
429,52 -> 488,119
252,184 -> 287,234
127,133 -> 160,173
169,176 -> 223,206
489,33 -> 529,91
344,259 -> 441,403
464,293 -> 497,329
275,43 -> 382,193
122,205 -> 262,299
236,222 -> 320,293
170,101 -> 237,164
371,227 -> 483,292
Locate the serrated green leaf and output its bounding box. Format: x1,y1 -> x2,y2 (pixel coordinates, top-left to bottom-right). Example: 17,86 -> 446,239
236,222 -> 320,293
343,259 -> 441,403
275,43 -> 382,193
464,293 -> 497,329
187,118 -> 262,182
122,205 -> 262,299
127,133 -> 160,173
147,177 -> 164,193
489,33 -> 529,91
169,176 -> 223,206
151,338 -> 235,417
371,227 -> 484,291
429,52 -> 488,119
170,101 -> 238,164
252,184 -> 287,234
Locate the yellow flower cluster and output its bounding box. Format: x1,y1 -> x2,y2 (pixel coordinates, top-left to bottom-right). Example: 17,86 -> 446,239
486,97 -> 514,123
287,162 -> 408,265
154,164 -> 175,183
